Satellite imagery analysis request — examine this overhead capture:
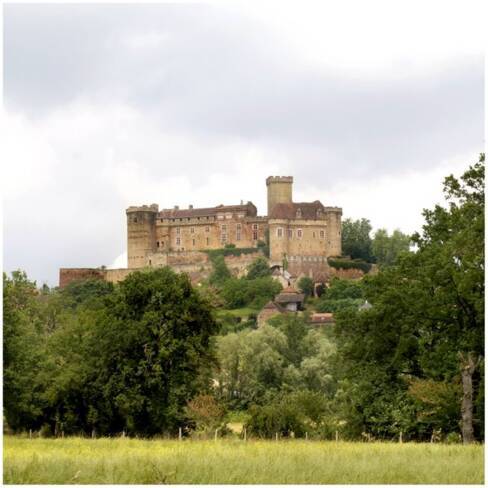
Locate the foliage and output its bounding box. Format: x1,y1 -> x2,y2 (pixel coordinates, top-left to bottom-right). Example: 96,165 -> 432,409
315,278 -> 364,313
372,229 -> 411,267
220,277 -> 282,310
297,276 -> 314,297
206,247 -> 261,259
185,394 -> 226,432
332,154 -> 485,442
341,218 -> 374,262
3,268 -> 219,436
246,256 -> 271,280
327,257 -> 372,273
208,255 -> 231,286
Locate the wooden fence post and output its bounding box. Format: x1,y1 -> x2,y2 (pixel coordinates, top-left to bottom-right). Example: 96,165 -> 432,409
243,428 -> 247,442
92,429 -> 95,439
275,432 -> 279,441
335,431 -> 339,442
399,431 -> 403,443
214,428 -> 219,441
62,431 -> 65,439
305,432 -> 308,441
178,427 -> 182,441
29,429 -> 32,439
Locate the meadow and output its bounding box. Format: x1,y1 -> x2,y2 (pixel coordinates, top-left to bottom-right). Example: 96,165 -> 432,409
3,436 -> 484,484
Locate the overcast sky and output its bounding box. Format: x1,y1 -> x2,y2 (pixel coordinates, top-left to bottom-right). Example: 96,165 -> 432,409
3,1 -> 485,286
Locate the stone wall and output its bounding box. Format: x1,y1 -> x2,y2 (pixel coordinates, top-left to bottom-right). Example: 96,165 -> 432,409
59,268 -> 106,288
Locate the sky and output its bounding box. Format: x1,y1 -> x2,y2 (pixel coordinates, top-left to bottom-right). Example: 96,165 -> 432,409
2,1 -> 485,286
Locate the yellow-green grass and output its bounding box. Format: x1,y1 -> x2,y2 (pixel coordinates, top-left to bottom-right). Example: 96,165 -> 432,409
3,436 -> 484,484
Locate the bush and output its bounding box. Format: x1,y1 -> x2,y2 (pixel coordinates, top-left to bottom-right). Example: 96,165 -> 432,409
220,277 -> 282,310
246,401 -> 305,438
298,277 -> 314,297
185,395 -> 226,433
208,255 -> 231,286
246,257 -> 271,280
327,257 -> 372,274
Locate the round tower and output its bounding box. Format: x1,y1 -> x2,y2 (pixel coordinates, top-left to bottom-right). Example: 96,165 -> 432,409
126,204 -> 158,268
266,176 -> 293,216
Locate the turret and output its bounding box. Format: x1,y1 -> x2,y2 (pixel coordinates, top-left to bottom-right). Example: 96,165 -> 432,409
126,204 -> 158,268
266,176 -> 293,216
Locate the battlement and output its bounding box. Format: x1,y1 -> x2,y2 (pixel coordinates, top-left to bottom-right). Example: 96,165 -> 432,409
126,204 -> 159,214
266,176 -> 293,185
323,206 -> 343,214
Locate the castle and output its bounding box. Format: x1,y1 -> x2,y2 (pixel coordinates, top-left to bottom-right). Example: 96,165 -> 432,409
126,176 -> 342,272
59,176 -> 343,287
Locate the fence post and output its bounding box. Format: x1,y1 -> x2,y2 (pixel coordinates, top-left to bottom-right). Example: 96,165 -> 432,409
399,431 -> 403,443
243,428 -> 247,442
275,432 -> 279,441
62,431 -> 65,439
178,427 -> 182,441
214,428 -> 219,441
335,431 -> 339,442
122,430 -> 126,438
305,432 -> 308,441
92,429 -> 95,439
29,429 -> 32,439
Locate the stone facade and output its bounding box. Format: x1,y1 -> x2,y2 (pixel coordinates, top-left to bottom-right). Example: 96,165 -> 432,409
127,176 -> 342,278
59,175 -> 343,287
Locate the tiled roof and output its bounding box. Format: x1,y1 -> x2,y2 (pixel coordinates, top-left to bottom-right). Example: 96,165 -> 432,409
309,313 -> 335,324
269,201 -> 325,220
262,301 -> 286,312
159,202 -> 257,219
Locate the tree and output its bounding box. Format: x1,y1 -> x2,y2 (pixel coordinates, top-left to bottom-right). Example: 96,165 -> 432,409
246,257 -> 271,280
372,229 -> 411,267
341,218 -> 374,262
333,154 -> 485,442
297,277 -> 314,297
209,255 -> 231,286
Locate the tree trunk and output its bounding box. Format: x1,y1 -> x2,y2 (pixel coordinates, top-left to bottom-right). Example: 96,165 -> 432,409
460,352 -> 479,444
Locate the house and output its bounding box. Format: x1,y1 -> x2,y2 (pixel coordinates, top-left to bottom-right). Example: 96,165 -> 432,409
274,286 -> 305,311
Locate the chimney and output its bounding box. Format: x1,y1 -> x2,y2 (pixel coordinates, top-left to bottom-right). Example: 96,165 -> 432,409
189,204 -> 193,209
174,205 -> 179,210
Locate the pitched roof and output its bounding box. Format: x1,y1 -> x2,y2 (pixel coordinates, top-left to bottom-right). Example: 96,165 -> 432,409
309,313 -> 335,324
261,301 -> 286,312
275,287 -> 305,304
159,202 -> 257,219
269,201 -> 325,220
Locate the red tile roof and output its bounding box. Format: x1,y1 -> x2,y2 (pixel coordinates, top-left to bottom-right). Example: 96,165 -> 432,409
159,202 -> 257,219
269,201 -> 325,220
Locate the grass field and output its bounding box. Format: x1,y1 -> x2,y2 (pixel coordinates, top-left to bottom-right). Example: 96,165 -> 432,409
3,436 -> 484,484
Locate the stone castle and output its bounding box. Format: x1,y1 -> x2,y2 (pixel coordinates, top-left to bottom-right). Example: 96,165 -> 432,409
59,176 -> 343,287
126,176 -> 342,272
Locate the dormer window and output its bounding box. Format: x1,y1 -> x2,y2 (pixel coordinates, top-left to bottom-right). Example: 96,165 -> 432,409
316,208 -> 323,218
296,208 -> 302,218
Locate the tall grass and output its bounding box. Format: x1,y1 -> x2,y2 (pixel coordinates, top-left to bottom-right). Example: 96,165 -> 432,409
3,436 -> 484,484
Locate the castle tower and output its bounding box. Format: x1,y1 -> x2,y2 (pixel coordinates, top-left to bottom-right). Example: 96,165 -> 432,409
126,204 -> 158,268
266,176 -> 293,216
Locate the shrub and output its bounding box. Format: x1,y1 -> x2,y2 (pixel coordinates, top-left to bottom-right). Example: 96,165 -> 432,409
298,277 -> 314,297
220,277 -> 282,310
185,395 -> 226,433
327,257 -> 372,274
246,257 -> 271,280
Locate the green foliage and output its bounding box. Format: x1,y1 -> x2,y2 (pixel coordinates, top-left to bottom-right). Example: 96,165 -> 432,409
341,218 -> 374,262
206,247 -> 260,259
208,255 -> 231,286
3,267 -> 219,436
297,276 -> 314,296
333,154 -> 485,441
3,271 -> 47,431
185,394 -> 226,433
246,256 -> 271,280
372,229 -> 411,267
220,277 -> 282,310
327,257 -> 372,273
315,278 -> 364,313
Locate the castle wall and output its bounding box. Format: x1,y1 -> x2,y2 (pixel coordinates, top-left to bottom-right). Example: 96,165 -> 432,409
59,268 -> 106,288
126,205 -> 158,268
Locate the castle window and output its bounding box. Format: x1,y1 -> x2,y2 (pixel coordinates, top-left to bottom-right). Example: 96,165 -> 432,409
192,239 -> 195,246
176,227 -> 180,234
157,241 -> 160,247
133,217 -> 138,223
221,224 -> 227,232
252,224 -> 258,230
288,229 -> 293,238
187,218 -> 190,221
313,231 -> 316,238
277,228 -> 283,238
320,230 -> 325,238
190,227 -> 194,233
149,259 -> 152,265
236,224 -> 242,241
297,229 -> 303,239
252,230 -> 258,241
176,237 -> 181,246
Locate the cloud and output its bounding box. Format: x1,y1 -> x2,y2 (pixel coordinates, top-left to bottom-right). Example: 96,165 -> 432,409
2,3 -> 484,285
